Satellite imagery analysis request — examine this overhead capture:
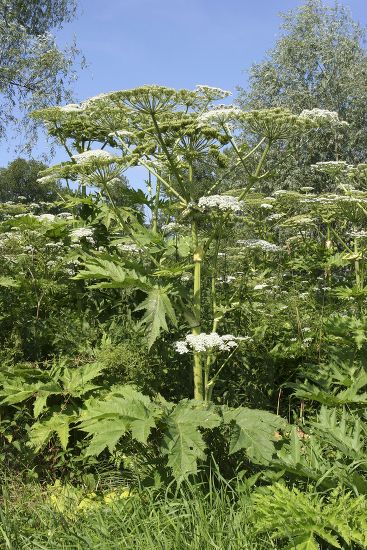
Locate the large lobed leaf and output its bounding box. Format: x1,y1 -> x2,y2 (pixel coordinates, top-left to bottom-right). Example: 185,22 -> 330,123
135,286 -> 177,348
79,386 -> 159,456
223,407 -> 286,464
161,400 -> 221,479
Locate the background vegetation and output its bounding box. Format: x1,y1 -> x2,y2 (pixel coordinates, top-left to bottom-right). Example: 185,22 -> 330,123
1,1 -> 367,548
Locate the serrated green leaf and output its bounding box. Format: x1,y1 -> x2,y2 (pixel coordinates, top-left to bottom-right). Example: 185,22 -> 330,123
284,533 -> 320,550
135,286 -> 177,348
33,393 -> 49,418
79,388 -> 158,456
61,361 -> 105,396
74,258 -> 150,291
162,400 -> 220,479
223,407 -> 285,463
30,413 -> 75,451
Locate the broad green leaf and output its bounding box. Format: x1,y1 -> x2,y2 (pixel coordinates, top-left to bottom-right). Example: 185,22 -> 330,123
30,413 -> 75,451
162,400 -> 220,479
284,533 -> 320,550
0,381 -> 61,407
33,393 -> 49,418
61,361 -> 106,396
223,407 -> 285,463
0,276 -> 20,288
74,258 -> 150,291
135,286 -> 177,348
79,388 -> 158,456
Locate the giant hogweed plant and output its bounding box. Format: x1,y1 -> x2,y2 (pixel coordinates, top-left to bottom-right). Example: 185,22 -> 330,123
32,85 -> 316,402
6,85 -> 345,480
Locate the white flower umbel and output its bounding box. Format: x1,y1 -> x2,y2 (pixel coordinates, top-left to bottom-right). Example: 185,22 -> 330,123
299,108 -> 348,126
237,239 -> 280,252
195,85 -> 232,99
59,103 -> 85,112
70,227 -> 94,241
161,222 -> 185,233
198,105 -> 242,125
349,230 -> 367,239
311,160 -> 351,175
108,130 -> 134,138
116,243 -> 141,253
198,194 -> 243,213
57,212 -> 74,220
266,213 -> 284,221
37,175 -> 57,185
72,150 -> 115,164
174,332 -> 245,354
37,214 -> 56,222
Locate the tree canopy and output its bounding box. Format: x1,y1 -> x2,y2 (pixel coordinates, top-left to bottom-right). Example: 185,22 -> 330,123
237,0 -> 367,191
0,157 -> 62,203
0,0 -> 79,151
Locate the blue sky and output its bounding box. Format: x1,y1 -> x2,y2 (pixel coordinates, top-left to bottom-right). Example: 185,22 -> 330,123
1,0 -> 366,179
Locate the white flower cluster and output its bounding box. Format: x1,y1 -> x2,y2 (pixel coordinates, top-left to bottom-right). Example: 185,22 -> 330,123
311,160 -> 351,173
260,203 -> 273,210
45,242 -> 63,249
198,105 -> 242,124
349,230 -> 367,239
195,85 -> 232,99
217,275 -> 236,283
82,92 -> 114,106
59,103 -> 85,113
175,332 -> 247,354
237,239 -> 280,252
70,227 -> 94,242
198,194 -> 243,213
301,195 -> 367,205
116,243 -> 141,253
266,213 -> 284,221
180,272 -> 192,282
0,231 -> 22,244
161,222 -> 184,233
72,150 -> 115,164
108,130 -> 134,138
37,175 -> 57,185
300,109 -> 348,126
37,214 -> 56,222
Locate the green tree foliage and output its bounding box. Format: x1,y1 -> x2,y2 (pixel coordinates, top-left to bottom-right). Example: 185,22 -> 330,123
237,0 -> 367,190
0,0 -> 80,148
0,157 -> 62,202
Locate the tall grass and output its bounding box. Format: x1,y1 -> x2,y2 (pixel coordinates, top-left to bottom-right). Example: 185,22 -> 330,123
0,474 -> 273,549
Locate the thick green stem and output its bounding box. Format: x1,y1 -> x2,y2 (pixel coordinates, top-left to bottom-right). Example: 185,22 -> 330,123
152,177 -> 161,233
325,224 -> 332,284
204,235 -> 221,402
354,237 -> 361,290
150,112 -> 187,198
192,220 -> 204,401
253,140 -> 271,179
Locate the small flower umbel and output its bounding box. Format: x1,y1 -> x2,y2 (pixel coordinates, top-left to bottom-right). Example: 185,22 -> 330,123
175,332 -> 243,354
198,194 -> 243,214
175,332 -> 248,402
